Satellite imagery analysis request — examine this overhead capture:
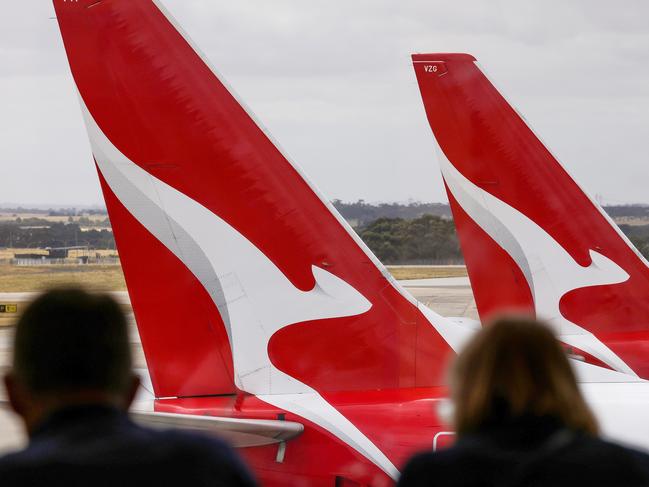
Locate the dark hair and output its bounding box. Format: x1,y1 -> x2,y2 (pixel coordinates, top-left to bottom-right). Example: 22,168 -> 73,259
12,287 -> 132,397
450,316 -> 598,436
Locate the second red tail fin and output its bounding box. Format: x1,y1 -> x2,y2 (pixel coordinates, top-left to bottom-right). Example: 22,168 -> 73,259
413,53 -> 649,378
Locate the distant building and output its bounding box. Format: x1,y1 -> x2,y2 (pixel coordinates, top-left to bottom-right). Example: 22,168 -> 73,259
12,245 -> 89,265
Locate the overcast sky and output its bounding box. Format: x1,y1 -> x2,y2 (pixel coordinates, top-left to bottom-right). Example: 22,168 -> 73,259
1,1 -> 648,207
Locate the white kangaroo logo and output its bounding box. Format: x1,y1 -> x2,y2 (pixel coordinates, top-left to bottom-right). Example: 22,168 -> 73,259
80,100 -> 399,479
437,147 -> 634,376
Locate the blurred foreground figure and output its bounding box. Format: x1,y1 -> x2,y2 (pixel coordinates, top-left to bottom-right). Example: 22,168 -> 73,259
398,317 -> 649,487
0,287 -> 256,486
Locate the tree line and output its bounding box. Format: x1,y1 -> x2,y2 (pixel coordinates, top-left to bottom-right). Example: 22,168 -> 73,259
2,210 -> 649,265
333,200 -> 452,226
620,224 -> 649,259
0,219 -> 115,250
358,215 -> 462,264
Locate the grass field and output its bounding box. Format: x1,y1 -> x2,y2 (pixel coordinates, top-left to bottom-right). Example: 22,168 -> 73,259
0,264 -> 126,292
386,265 -> 467,280
0,262 -> 465,293
0,263 -> 466,327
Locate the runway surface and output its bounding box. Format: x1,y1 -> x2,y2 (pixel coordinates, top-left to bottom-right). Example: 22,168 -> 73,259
0,278 -> 478,454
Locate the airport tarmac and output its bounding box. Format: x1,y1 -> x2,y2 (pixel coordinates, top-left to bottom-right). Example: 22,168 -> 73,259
0,278 -> 477,454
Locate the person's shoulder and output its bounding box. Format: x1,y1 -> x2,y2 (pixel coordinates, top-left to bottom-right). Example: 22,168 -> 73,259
145,426 -> 239,463
398,451 -> 436,487
598,437 -> 649,463
562,435 -> 649,482
397,445 -> 482,487
0,434 -> 64,470
153,426 -> 231,449
0,450 -> 27,471
143,427 -> 258,485
0,447 -> 49,484
574,434 -> 649,461
0,423 -> 257,486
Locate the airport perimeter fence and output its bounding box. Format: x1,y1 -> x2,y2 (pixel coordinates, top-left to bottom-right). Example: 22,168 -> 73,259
9,257 -> 121,266
386,258 -> 466,266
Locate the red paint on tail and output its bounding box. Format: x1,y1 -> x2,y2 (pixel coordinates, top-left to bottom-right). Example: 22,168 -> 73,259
413,53 -> 649,377
53,0 -> 455,399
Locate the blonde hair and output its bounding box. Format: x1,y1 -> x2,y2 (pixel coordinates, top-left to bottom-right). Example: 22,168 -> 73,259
450,316 -> 598,436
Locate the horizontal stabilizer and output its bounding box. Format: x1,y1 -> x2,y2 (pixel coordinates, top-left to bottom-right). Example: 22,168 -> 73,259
130,411 -> 303,448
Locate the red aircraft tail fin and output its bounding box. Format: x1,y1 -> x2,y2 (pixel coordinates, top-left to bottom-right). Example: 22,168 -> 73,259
52,1 -> 458,399
413,53 -> 649,378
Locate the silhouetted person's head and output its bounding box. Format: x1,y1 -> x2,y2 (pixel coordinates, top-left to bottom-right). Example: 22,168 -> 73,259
450,316 -> 598,436
4,287 -> 139,434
